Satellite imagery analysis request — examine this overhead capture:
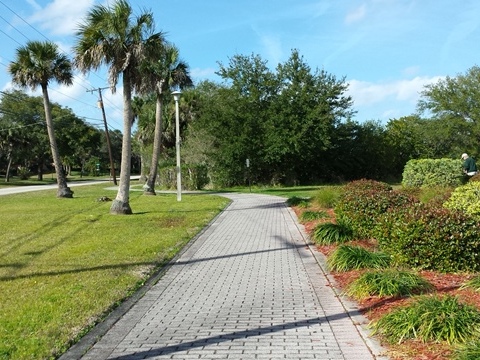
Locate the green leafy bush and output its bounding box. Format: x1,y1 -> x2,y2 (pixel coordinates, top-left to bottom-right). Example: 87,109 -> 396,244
346,269 -> 434,300
402,158 -> 463,188
444,182 -> 480,219
335,179 -> 417,239
312,220 -> 354,245
375,203 -> 480,272
371,295 -> 480,344
327,245 -> 390,272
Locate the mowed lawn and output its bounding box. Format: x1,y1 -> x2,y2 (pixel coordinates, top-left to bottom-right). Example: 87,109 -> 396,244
0,184 -> 229,359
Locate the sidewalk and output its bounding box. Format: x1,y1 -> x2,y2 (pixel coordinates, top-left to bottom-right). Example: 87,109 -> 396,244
61,193 -> 387,360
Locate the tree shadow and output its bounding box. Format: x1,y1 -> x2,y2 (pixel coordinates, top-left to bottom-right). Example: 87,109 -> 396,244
109,310 -> 360,360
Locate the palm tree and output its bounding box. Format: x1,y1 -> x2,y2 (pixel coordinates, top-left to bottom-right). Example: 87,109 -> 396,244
140,44 -> 193,195
8,41 -> 74,198
74,0 -> 164,214
132,96 -> 155,183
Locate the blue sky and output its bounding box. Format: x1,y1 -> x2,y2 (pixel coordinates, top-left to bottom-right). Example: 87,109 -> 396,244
1,0 -> 480,131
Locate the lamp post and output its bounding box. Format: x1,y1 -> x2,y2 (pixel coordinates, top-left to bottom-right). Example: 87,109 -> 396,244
172,90 -> 182,201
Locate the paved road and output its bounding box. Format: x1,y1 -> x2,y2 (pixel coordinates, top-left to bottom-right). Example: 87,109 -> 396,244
0,180 -> 110,196
60,192 -> 387,360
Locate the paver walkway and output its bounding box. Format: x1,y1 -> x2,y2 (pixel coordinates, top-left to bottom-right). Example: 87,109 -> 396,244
62,193 -> 387,360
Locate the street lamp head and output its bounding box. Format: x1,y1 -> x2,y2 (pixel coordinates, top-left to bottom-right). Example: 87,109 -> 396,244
172,90 -> 181,102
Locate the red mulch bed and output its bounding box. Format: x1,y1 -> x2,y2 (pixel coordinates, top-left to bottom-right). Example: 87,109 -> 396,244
294,206 -> 480,360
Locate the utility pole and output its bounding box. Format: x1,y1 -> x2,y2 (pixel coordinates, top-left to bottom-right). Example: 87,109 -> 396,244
88,87 -> 117,185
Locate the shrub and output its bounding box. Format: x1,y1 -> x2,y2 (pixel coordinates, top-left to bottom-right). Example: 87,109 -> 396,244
327,245 -> 391,272
299,210 -> 329,222
346,269 -> 434,300
312,219 -> 354,245
315,186 -> 342,208
157,164 -> 209,190
375,203 -> 480,272
335,179 -> 417,239
402,158 -> 463,188
371,295 -> 480,344
444,182 -> 480,219
17,166 -> 31,180
286,196 -> 311,207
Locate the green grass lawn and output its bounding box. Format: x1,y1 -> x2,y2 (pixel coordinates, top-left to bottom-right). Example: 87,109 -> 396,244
0,184 -> 229,359
224,185 -> 324,199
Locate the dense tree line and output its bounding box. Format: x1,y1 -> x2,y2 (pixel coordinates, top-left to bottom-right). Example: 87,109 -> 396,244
5,59 -> 480,191
3,0 -> 480,203
0,90 -> 121,181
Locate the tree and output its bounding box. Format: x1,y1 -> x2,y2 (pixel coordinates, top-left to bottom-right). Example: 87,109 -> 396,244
74,0 -> 164,214
212,53 -> 277,186
418,66 -> 480,125
140,43 -> 193,195
0,91 -> 37,181
132,96 -> 154,182
269,49 -> 355,183
199,50 -> 355,186
53,107 -> 102,175
417,65 -> 480,155
8,41 -> 74,197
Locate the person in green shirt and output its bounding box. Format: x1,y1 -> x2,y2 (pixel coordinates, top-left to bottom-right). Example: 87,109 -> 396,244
461,153 -> 478,176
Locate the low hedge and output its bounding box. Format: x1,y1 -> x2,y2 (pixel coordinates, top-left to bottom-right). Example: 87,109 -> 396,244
402,158 -> 463,188
444,181 -> 480,219
375,203 -> 480,273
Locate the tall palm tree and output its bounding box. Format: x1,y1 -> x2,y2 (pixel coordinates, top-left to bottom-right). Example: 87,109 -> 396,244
140,44 -> 193,195
74,0 -> 164,214
132,95 -> 155,182
8,41 -> 74,198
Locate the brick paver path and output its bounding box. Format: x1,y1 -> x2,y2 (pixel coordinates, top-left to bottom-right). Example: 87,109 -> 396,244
64,193 -> 386,360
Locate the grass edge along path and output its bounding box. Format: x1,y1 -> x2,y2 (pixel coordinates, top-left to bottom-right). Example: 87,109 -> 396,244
0,183 -> 229,360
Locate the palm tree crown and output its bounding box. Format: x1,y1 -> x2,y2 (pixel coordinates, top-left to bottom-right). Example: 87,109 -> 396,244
9,40 -> 73,90
74,0 -> 163,92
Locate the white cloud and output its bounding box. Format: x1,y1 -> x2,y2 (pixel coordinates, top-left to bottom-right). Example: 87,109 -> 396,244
28,0 -> 94,36
259,34 -> 283,65
402,66 -> 420,77
346,75 -> 445,121
26,0 -> 41,11
347,76 -> 443,107
190,67 -> 217,81
345,4 -> 367,24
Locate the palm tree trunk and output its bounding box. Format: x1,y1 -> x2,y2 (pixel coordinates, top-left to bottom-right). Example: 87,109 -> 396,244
41,86 -> 73,198
110,73 -> 133,214
144,93 -> 163,195
5,149 -> 12,183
